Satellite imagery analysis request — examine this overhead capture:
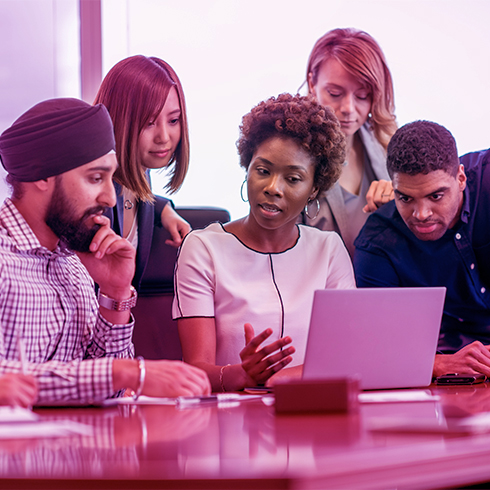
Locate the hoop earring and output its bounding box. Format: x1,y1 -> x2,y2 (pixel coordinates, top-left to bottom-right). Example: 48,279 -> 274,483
240,179 -> 248,203
305,198 -> 320,220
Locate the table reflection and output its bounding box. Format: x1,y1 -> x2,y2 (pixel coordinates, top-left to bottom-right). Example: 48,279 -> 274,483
1,388 -> 489,483
434,383 -> 490,417
0,402 -> 213,478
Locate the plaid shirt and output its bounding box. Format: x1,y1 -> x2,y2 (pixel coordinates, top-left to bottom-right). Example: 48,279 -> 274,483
0,199 -> 135,404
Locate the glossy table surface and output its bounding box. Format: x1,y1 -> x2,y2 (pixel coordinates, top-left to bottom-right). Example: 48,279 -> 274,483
3,384 -> 490,489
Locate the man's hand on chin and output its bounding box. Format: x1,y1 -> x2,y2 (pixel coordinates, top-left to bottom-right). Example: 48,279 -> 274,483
77,214 -> 136,297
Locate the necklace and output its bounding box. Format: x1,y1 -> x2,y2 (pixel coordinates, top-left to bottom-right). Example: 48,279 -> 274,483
121,188 -> 138,241
122,187 -> 135,210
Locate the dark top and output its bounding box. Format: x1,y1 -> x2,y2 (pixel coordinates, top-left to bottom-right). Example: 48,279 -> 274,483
105,181 -> 169,291
354,148 -> 490,353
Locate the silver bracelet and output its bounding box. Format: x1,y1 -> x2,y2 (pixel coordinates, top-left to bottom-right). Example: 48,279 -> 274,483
133,356 -> 146,400
98,285 -> 137,311
220,364 -> 230,392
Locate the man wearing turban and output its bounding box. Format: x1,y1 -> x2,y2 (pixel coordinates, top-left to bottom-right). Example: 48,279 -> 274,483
0,98 -> 209,405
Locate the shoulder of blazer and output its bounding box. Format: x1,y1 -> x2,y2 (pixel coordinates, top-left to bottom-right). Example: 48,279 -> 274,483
358,123 -> 389,180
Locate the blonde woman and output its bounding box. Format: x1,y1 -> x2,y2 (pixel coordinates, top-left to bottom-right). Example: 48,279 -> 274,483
304,28 -> 398,257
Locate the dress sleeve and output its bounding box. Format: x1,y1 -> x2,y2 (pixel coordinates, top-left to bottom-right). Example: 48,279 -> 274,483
325,233 -> 357,289
172,231 -> 216,319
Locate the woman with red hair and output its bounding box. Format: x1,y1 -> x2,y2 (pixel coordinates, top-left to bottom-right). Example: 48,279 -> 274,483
303,28 -> 398,257
94,55 -> 191,290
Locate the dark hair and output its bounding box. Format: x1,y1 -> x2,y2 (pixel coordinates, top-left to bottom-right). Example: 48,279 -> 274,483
237,93 -> 345,194
386,120 -> 459,179
5,173 -> 24,199
94,55 -> 190,201
306,28 -> 397,150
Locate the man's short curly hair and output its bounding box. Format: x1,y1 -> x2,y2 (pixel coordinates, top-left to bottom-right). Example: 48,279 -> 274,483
387,120 -> 459,179
237,93 -> 345,194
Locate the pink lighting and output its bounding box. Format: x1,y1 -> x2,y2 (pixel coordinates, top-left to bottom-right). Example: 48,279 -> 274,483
0,1 -> 489,216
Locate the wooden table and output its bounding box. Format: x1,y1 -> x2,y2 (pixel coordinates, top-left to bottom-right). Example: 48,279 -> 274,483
2,384 -> 490,489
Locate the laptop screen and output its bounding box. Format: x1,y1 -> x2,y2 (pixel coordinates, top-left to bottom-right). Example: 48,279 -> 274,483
303,287 -> 446,390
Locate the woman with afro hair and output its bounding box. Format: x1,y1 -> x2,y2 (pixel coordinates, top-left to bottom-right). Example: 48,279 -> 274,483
173,93 -> 355,392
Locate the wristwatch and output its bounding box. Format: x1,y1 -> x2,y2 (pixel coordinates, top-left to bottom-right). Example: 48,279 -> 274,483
98,286 -> 138,311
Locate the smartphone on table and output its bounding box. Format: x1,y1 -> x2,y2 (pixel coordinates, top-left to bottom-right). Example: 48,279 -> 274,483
435,373 -> 487,385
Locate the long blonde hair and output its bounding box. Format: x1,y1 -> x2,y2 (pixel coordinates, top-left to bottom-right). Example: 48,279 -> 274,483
306,28 -> 397,150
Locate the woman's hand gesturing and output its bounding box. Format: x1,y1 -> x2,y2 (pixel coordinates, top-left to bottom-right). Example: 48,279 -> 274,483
239,323 -> 295,386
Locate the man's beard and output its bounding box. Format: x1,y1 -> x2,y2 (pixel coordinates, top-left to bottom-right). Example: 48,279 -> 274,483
45,178 -> 106,253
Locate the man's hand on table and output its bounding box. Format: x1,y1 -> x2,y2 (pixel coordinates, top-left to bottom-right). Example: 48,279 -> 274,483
433,341 -> 490,378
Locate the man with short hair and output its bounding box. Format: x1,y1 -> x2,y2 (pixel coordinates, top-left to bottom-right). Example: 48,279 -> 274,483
354,120 -> 490,378
0,98 -> 210,404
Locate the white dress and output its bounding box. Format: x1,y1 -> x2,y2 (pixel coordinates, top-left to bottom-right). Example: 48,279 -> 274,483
172,223 -> 355,366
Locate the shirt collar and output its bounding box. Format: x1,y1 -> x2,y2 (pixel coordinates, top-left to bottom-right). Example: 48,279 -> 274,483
460,185 -> 471,224
0,198 -> 72,256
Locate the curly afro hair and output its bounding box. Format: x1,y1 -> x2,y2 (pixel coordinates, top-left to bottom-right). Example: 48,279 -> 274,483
237,93 -> 346,194
387,120 -> 459,179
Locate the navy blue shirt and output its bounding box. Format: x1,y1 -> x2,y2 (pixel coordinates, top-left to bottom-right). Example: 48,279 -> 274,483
354,149 -> 490,353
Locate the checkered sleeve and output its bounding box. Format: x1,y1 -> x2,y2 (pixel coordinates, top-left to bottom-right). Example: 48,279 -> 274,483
0,358 -> 115,404
0,200 -> 137,404
85,312 -> 135,360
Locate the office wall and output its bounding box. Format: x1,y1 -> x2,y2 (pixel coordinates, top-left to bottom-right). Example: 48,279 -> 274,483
102,0 -> 490,219
0,0 -> 79,199
1,0 -> 489,219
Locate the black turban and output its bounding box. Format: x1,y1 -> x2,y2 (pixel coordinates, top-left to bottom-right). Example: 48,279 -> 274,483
0,98 -> 116,182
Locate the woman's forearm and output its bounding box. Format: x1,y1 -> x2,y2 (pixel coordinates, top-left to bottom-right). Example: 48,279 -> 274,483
186,361 -> 250,392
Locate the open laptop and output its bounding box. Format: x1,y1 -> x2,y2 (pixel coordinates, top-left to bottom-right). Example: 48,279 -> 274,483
303,287 -> 446,390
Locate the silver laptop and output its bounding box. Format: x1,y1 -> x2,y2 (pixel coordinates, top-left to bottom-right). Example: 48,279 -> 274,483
303,288 -> 446,390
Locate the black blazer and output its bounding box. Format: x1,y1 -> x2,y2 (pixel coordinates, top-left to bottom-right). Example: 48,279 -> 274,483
105,181 -> 169,291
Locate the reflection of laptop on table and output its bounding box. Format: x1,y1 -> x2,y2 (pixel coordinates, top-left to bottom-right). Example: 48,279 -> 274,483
303,288 -> 446,390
